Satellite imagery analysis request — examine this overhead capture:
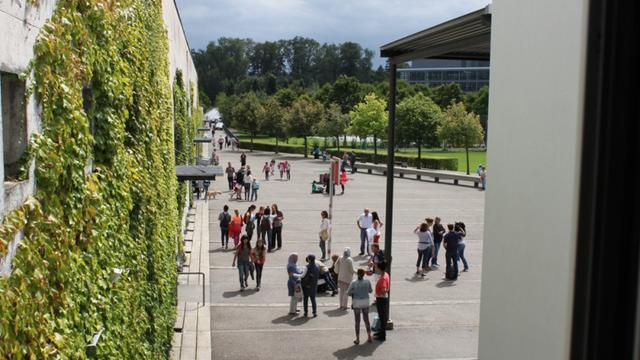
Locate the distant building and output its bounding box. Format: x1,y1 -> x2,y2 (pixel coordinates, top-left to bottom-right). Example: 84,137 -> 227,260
397,58 -> 489,92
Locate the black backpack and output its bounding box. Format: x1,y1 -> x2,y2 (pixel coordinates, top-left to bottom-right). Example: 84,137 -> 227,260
301,265 -> 318,289
260,216 -> 271,231
220,212 -> 231,227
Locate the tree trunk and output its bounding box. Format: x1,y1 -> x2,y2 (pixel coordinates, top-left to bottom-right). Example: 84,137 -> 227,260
324,137 -> 327,149
373,136 -> 378,164
465,144 -> 470,175
343,134 -> 347,147
336,136 -> 340,152
304,136 -> 308,158
250,132 -> 254,152
275,137 -> 279,154
417,142 -> 422,169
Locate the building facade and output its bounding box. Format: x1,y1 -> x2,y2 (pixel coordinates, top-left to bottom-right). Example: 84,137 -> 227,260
397,58 -> 490,91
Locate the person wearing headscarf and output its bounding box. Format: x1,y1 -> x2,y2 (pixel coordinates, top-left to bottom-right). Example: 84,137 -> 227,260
287,253 -> 303,315
336,247 -> 356,310
299,254 -> 320,317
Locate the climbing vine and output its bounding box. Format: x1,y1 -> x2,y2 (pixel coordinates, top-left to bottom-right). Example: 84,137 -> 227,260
0,0 -> 195,358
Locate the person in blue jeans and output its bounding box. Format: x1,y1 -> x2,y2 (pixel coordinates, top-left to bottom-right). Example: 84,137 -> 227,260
443,224 -> 461,280
218,205 -> 231,248
300,254 -> 319,317
356,209 -> 373,256
232,235 -> 252,291
431,217 -> 446,267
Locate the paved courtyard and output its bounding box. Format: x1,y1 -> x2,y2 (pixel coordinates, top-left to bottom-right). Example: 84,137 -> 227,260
204,137 -> 484,360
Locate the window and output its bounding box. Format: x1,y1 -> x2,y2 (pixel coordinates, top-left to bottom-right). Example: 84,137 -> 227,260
1,72 -> 28,182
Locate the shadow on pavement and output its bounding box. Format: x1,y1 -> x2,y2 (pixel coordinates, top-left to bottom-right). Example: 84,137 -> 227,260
323,308 -> 349,317
271,314 -> 310,326
222,289 -> 257,298
436,280 -> 457,288
333,342 -> 382,360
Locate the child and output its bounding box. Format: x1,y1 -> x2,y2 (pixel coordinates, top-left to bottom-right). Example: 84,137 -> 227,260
340,169 -> 348,194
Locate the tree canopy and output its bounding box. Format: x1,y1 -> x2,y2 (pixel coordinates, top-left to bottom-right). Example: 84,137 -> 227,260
397,93 -> 443,167
348,93 -> 388,159
438,102 -> 484,173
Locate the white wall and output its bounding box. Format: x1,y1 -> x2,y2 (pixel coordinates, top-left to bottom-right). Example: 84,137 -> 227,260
477,0 -> 589,359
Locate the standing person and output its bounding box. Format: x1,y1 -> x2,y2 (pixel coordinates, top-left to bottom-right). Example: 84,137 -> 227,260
251,239 -> 267,290
336,247 -> 356,310
374,261 -> 390,342
218,205 -> 231,249
356,209 -> 373,256
229,209 -> 243,248
319,210 -> 330,260
231,235 -> 252,291
371,212 -> 383,248
340,169 -> 348,194
285,161 -> 291,180
240,152 -> 247,167
260,207 -> 273,251
244,173 -> 253,201
225,135 -> 229,148
300,254 -> 319,317
270,159 -> 276,176
271,204 -> 284,250
414,220 -> 434,276
246,165 -> 252,176
218,137 -> 224,150
349,152 -> 357,174
287,253 -> 303,315
443,224 -> 461,280
456,222 -> 469,272
431,217 -> 446,267
255,206 -> 264,241
192,180 -> 200,200
342,152 -> 349,172
225,162 -> 235,191
347,268 -> 373,344
243,205 -> 256,241
479,166 -> 487,190
278,161 -> 284,179
368,244 -> 385,273
251,177 -> 260,201
262,162 -> 270,180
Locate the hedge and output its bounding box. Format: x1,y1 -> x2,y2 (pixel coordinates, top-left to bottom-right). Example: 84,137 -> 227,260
238,142 -> 458,171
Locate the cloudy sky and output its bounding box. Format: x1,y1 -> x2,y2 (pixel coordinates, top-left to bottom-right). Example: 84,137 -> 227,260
176,0 -> 488,67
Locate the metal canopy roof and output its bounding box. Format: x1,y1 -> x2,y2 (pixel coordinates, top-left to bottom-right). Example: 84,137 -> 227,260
193,137 -> 213,143
175,166 -> 223,181
380,5 -> 491,63
197,128 -> 210,132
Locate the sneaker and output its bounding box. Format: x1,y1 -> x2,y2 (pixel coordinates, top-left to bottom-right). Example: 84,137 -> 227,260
256,287 -> 260,291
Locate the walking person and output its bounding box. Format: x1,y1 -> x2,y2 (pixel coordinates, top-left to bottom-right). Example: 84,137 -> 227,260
240,152 -> 247,167
319,210 -> 330,261
349,152 -> 357,174
347,268 -> 373,344
300,254 -> 319,317
251,239 -> 267,290
232,235 -> 252,291
340,169 -> 347,194
271,204 -> 284,250
243,205 -> 256,241
285,161 -> 291,180
456,223 -> 469,272
244,173 -> 253,201
262,162 -> 270,180
336,247 -> 356,310
218,137 -> 223,150
431,217 -> 446,267
414,219 -> 434,276
479,166 -> 487,190
225,162 -> 235,191
443,224 -> 461,280
270,159 -> 276,176
278,161 -> 284,179
225,135 -> 229,148
203,179 -> 210,200
356,209 -> 373,256
374,261 -> 390,342
251,177 -> 259,201
218,205 -> 231,249
287,253 -> 303,315
229,209 -> 243,248
260,207 -> 273,251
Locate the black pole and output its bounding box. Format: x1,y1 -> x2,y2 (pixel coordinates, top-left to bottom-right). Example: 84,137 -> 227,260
384,61 -> 397,304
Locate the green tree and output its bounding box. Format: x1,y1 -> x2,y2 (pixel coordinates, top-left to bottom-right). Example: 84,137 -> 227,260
258,97 -> 287,153
287,97 -> 324,157
466,85 -> 489,139
431,83 -> 464,110
396,93 -> 443,168
231,92 -> 262,151
438,102 -> 485,174
348,93 -> 387,161
314,103 -> 349,151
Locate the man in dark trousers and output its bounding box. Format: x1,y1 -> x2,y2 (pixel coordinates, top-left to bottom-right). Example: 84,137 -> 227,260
374,261 -> 390,341
443,224 -> 462,280
349,152 -> 357,174
431,217 -> 446,267
218,205 -> 231,249
225,162 -> 235,191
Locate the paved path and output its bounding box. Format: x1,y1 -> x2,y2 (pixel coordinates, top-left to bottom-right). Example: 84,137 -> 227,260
193,134 -> 483,359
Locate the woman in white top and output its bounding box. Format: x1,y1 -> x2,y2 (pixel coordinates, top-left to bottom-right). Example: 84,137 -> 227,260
319,210 -> 330,260
414,219 -> 434,276
335,247 -> 356,310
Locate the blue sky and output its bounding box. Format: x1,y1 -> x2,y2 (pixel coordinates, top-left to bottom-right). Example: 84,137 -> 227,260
176,0 -> 489,67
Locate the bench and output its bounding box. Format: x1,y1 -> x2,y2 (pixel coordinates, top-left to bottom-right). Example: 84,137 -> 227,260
356,162 -> 480,187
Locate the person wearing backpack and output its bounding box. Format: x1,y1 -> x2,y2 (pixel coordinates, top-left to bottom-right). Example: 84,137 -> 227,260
243,205 -> 256,241
251,178 -> 260,201
300,254 -> 319,317
218,205 -> 231,249
260,207 -> 273,251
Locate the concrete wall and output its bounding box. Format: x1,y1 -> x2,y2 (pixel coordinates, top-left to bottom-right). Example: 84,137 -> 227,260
477,0 -> 589,359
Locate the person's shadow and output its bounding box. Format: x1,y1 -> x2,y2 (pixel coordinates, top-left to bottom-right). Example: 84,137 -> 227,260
222,289 -> 257,298
271,314 -> 309,326
436,280 -> 456,288
323,308 -> 348,317
333,342 -> 381,360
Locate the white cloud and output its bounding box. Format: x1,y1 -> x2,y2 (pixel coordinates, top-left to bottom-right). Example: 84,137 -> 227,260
176,0 -> 489,66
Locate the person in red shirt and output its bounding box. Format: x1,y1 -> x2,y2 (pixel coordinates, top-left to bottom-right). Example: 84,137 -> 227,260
340,169 -> 348,194
374,261 -> 390,341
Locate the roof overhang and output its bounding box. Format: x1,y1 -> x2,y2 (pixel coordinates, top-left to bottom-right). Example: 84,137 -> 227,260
380,5 -> 491,63
176,166 -> 223,181
193,137 -> 213,143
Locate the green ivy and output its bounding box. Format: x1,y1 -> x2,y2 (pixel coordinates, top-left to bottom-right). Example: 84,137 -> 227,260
0,1 -> 197,358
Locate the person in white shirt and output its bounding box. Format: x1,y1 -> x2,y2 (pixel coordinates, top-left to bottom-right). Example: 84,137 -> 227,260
356,209 -> 373,256
414,218 -> 435,277
319,210 -> 331,260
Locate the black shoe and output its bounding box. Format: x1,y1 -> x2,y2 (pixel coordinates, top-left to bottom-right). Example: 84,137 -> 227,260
313,314 -> 317,318
358,252 -> 365,256
304,313 -> 308,317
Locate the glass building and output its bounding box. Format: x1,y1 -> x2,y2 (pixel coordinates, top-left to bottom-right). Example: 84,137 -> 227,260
397,59 -> 490,92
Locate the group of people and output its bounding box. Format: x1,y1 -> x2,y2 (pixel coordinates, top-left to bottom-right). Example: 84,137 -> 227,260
191,179 -> 211,199
413,217 -> 468,280
261,159 -> 292,181
225,161 -> 259,201
217,135 -> 240,151
355,208 -> 383,256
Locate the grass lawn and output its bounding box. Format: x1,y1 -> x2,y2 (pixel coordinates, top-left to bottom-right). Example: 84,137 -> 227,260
235,133 -> 487,173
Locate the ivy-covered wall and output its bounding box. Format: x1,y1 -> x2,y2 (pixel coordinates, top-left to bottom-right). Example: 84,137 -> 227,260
0,1 -> 197,358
